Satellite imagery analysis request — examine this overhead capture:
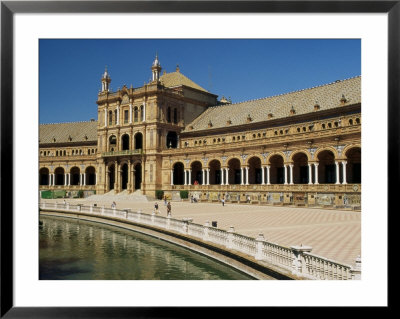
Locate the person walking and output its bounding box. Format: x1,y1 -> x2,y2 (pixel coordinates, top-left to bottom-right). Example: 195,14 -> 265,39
164,195 -> 167,206
154,202 -> 159,214
167,202 -> 171,216
221,196 -> 225,207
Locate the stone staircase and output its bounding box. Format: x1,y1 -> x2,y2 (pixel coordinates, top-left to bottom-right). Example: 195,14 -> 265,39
85,189 -> 153,202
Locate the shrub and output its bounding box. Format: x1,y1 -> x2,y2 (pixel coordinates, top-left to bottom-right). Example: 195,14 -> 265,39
155,190 -> 164,200
180,190 -> 189,199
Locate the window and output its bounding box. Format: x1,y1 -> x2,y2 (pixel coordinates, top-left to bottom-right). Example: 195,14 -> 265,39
134,107 -> 138,122
109,111 -> 113,125
124,110 -> 129,123
140,105 -> 144,121
167,107 -> 171,123
173,108 -> 178,124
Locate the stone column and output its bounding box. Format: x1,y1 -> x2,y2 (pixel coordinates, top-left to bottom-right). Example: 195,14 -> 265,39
79,173 -> 82,186
342,161 -> 347,184
53,174 -> 55,186
129,103 -> 132,124
48,174 -> 52,186
114,161 -> 119,191
68,173 -> 71,186
241,167 -> 244,185
314,163 -> 319,184
104,108 -> 107,127
220,169 -> 224,185
245,167 -> 249,185
284,164 -> 288,185
261,166 -> 265,185
170,169 -> 174,185
225,168 -> 229,185
95,173 -> 97,185
266,165 -> 271,185
289,164 -> 294,185
207,169 -> 210,185
143,102 -> 146,122
335,161 -> 340,184
255,234 -> 266,260
83,173 -> 86,186
308,164 -> 313,184
188,169 -> 192,185
116,106 -> 120,125
184,170 -> 187,185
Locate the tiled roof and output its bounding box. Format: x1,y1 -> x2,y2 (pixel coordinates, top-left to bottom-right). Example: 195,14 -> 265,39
39,120 -> 97,144
160,71 -> 208,92
183,76 -> 361,132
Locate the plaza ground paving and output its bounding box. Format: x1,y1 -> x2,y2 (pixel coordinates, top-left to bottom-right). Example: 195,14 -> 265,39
42,197 -> 361,267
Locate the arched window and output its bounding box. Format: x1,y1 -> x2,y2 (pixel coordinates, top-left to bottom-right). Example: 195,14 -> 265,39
124,110 -> 129,123
134,107 -> 138,122
134,133 -> 143,150
109,111 -> 113,125
173,108 -> 178,124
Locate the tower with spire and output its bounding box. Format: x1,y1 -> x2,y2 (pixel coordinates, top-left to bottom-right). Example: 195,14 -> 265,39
101,66 -> 111,92
151,53 -> 162,82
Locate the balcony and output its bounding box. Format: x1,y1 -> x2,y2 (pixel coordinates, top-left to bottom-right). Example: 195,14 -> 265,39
102,149 -> 143,157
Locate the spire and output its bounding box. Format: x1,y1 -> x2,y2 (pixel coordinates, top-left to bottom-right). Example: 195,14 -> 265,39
151,53 -> 162,81
101,65 -> 111,92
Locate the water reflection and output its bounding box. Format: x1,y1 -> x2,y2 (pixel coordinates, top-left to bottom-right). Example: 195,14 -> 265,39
39,216 -> 255,280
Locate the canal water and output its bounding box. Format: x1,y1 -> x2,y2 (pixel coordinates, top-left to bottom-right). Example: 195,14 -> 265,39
39,215 -> 255,280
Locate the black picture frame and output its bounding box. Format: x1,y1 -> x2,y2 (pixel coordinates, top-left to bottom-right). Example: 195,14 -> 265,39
1,1 -> 394,317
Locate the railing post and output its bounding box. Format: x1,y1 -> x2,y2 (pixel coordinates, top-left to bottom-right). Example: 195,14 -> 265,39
101,206 -> 105,215
226,226 -> 235,249
77,204 -> 81,212
43,202 -> 46,209
112,208 -> 116,216
203,221 -> 210,241
151,211 -> 155,225
255,234 -> 266,260
291,245 -> 313,276
66,202 -> 69,210
137,210 -> 141,223
166,215 -> 171,230
350,255 -> 362,280
124,209 -> 130,220
90,205 -> 93,213
182,220 -> 189,234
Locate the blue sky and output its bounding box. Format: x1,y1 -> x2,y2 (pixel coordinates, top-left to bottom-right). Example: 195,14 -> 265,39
39,39 -> 361,124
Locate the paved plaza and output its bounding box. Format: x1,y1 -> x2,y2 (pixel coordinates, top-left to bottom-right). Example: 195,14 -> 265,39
41,197 -> 361,267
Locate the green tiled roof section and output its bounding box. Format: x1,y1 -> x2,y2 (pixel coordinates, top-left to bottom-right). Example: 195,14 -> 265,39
160,71 -> 208,92
39,121 -> 98,144
183,76 -> 361,132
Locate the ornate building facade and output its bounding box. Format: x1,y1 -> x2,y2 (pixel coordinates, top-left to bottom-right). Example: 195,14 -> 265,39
39,55 -> 361,208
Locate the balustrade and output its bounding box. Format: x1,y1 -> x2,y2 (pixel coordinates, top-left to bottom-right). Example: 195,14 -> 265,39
39,202 -> 360,280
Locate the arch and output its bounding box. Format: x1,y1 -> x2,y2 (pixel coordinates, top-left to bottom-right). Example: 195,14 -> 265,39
245,154 -> 263,166
247,156 -> 262,184
121,163 -> 129,190
345,147 -> 361,183
266,152 -> 287,165
190,161 -> 203,185
292,151 -> 309,184
54,167 -> 65,186
166,131 -> 178,148
173,162 -> 184,185
85,166 -> 96,185
108,164 -> 115,191
317,150 -> 337,183
342,144 -> 361,159
227,158 -> 241,184
39,167 -> 49,186
208,159 -> 221,185
121,134 -> 130,151
134,132 -> 143,150
269,154 -> 285,184
109,135 -> 117,152
314,146 -> 339,160
289,149 -> 312,162
70,166 -> 81,185
134,163 -> 142,190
